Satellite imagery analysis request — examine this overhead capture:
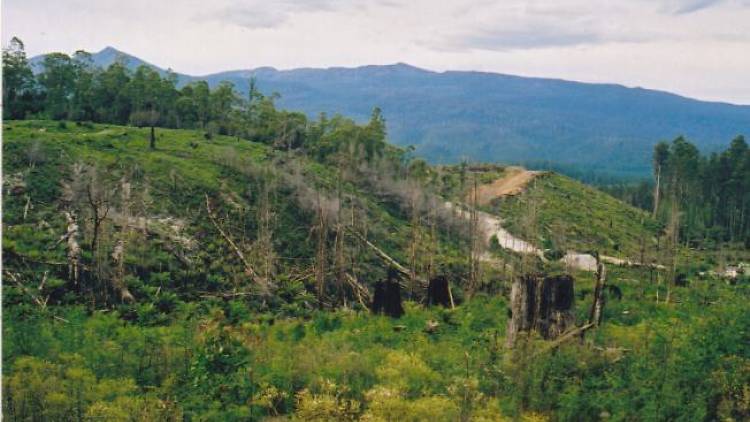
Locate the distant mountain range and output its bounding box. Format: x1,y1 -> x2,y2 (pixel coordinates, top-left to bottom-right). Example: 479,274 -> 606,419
31,47 -> 750,178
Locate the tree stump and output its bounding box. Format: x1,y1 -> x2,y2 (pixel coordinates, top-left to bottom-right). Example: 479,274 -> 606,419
427,276 -> 452,307
506,274 -> 576,347
372,269 -> 404,318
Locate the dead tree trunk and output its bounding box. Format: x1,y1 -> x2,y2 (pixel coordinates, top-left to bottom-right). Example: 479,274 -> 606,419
57,211 -> 82,286
588,255 -> 607,327
347,228 -> 425,288
205,194 -> 266,291
111,239 -> 135,303
315,192 -> 327,307
112,178 -> 135,304
333,219 -> 346,304
665,194 -> 680,304
506,275 -> 534,348
87,182 -> 110,271
652,164 -> 661,218
467,174 -> 480,298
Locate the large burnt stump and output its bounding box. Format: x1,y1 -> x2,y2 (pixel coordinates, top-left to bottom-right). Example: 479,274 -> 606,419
372,269 -> 405,318
427,276 -> 453,307
506,274 -> 576,347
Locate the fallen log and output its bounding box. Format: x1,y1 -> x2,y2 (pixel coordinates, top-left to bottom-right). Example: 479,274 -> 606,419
5,270 -> 49,309
346,228 -> 427,288
534,323 -> 596,356
205,194 -> 268,291
345,273 -> 371,307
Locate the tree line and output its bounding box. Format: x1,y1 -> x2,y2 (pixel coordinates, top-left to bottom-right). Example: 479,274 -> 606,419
605,135 -> 749,247
2,36 -> 395,161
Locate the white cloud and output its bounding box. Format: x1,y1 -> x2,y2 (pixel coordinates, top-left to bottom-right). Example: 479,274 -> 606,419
3,0 -> 749,103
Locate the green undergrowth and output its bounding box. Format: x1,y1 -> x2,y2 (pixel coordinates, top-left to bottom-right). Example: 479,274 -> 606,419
4,275 -> 749,420
490,173 -> 661,258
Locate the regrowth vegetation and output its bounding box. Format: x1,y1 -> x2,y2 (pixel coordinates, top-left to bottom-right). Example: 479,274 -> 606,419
3,37 -> 750,421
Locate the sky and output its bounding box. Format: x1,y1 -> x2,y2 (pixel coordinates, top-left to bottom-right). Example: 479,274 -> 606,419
3,0 -> 750,104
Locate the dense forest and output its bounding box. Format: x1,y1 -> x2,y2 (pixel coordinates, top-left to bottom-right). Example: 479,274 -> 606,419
602,136 -> 750,248
3,38 -> 750,421
3,37 -> 324,147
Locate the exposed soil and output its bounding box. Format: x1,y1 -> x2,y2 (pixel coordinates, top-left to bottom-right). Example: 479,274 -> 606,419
469,167 -> 544,206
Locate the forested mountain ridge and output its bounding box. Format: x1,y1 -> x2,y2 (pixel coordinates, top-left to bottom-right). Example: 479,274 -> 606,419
29,45 -> 750,178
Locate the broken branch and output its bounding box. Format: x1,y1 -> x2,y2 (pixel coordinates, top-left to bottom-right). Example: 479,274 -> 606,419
205,194 -> 266,290
346,228 -> 427,288
534,323 -> 596,356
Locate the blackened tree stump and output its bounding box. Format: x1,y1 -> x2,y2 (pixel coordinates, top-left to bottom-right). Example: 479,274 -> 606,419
506,274 -> 576,347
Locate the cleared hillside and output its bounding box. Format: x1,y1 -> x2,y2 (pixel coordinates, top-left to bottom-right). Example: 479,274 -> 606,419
487,172 -> 661,259
4,121 -> 749,421
2,120 -> 475,311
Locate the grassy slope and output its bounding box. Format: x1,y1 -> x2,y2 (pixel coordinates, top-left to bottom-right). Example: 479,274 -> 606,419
489,172 -> 661,258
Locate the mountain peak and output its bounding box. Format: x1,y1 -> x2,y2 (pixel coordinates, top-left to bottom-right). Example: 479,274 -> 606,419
95,46 -> 133,60
99,46 -> 122,54
392,62 -> 423,70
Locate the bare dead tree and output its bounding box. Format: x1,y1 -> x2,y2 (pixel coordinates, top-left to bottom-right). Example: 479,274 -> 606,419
55,211 -> 82,285
408,180 -> 422,298
332,183 -> 349,305
87,180 -> 111,261
588,253 -> 607,327
22,195 -> 31,221
467,173 -> 481,297
5,271 -> 50,309
347,228 -> 426,289
111,177 -> 135,303
255,171 -> 277,285
653,162 -> 662,218
428,205 -> 438,280
25,140 -> 45,170
111,239 -> 134,303
664,194 -> 680,304
314,190 -> 328,306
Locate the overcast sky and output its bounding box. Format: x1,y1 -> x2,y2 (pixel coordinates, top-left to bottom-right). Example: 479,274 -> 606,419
4,0 -> 750,104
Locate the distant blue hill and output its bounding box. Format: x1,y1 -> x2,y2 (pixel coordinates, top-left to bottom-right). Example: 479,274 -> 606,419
31,47 -> 750,178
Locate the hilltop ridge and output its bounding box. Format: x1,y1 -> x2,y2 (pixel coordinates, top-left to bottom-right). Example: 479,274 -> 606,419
29,46 -> 750,177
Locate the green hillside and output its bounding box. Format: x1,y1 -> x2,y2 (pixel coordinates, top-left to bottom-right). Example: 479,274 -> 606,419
2,120 -> 474,308
489,172 -> 661,258
3,121 -> 749,421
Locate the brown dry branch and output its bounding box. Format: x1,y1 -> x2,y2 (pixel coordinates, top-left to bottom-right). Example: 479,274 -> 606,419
535,323 -> 596,356
5,270 -> 49,309
346,228 -> 427,289
205,194 -> 268,291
